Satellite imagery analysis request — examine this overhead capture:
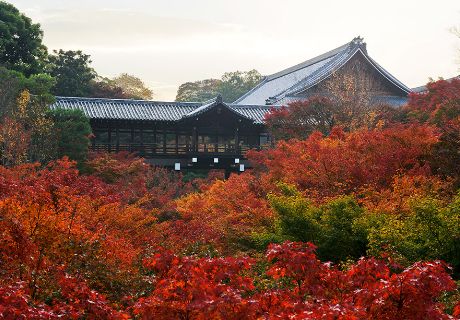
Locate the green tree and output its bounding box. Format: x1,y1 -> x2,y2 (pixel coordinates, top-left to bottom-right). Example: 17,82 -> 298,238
112,73 -> 153,100
0,67 -> 55,117
219,69 -> 262,103
0,67 -> 56,166
49,108 -> 92,165
0,67 -> 25,117
254,183 -> 368,263
0,90 -> 56,166
367,195 -> 460,276
176,79 -> 222,102
175,70 -> 262,103
0,1 -> 48,76
47,50 -> 96,97
318,196 -> 367,262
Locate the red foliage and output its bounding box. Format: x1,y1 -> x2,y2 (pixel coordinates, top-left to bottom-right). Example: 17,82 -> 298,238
248,125 -> 438,199
264,97 -> 336,140
136,249 -> 255,319
359,174 -> 453,215
0,282 -> 55,320
0,157 -> 153,302
133,242 -> 457,319
86,151 -> 192,209
406,78 -> 460,186
407,78 -> 460,121
454,301 -> 460,317
0,277 -> 128,319
55,274 -> 129,319
0,154 -> 458,318
266,242 -> 324,296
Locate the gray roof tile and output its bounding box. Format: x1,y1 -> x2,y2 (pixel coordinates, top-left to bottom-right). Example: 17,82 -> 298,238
50,96 -> 271,124
234,37 -> 411,105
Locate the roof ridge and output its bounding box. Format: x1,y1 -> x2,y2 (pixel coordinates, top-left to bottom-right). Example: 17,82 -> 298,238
228,104 -> 274,109
182,95 -> 253,121
233,38 -> 357,104
271,46 -> 360,103
272,46 -> 410,104
55,96 -> 202,106
265,41 -> 351,81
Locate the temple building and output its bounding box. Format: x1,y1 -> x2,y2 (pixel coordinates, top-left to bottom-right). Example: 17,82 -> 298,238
51,37 -> 411,173
52,95 -> 272,174
234,37 -> 410,106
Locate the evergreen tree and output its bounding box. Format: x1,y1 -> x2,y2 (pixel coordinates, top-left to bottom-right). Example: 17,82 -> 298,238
0,1 -> 48,76
47,50 -> 96,97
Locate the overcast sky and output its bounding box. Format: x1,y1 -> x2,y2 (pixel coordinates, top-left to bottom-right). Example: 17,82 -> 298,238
8,0 -> 460,100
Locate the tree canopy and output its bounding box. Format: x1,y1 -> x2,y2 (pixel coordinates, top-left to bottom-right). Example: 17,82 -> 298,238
112,73 -> 153,100
47,50 -> 96,97
0,1 -> 47,76
176,78 -> 221,102
176,69 -> 262,103
49,108 -> 92,165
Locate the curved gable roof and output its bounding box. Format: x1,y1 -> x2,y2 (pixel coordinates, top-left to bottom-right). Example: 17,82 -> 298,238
234,37 -> 410,105
180,95 -> 253,122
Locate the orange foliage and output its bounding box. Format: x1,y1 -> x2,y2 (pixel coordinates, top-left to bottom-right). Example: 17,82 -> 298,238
153,173 -> 274,255
359,174 -> 453,215
0,157 -> 154,302
248,125 -> 439,200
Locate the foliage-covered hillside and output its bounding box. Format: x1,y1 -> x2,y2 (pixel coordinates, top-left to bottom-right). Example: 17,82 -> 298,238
1,79 -> 460,318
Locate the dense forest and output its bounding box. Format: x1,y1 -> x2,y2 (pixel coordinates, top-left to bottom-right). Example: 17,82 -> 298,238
1,1 -> 460,319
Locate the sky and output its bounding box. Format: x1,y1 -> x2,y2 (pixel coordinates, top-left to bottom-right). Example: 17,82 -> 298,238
8,0 -> 460,101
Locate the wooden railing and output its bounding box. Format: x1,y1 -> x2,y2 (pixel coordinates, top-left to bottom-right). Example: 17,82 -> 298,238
91,143 -> 268,157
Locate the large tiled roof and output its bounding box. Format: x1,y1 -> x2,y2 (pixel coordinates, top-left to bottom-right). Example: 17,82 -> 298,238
51,96 -> 273,124
234,37 -> 411,105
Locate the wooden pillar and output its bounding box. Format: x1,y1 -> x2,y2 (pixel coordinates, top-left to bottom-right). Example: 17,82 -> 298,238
186,132 -> 190,152
140,126 -> 144,147
153,123 -> 157,154
130,126 -> 134,152
91,120 -> 96,150
108,122 -> 112,152
175,130 -> 179,155
234,126 -> 239,154
192,127 -> 197,152
140,125 -> 144,156
115,125 -> 119,152
162,130 -> 166,154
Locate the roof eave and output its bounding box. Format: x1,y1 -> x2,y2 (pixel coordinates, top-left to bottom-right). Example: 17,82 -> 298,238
271,48 -> 410,104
